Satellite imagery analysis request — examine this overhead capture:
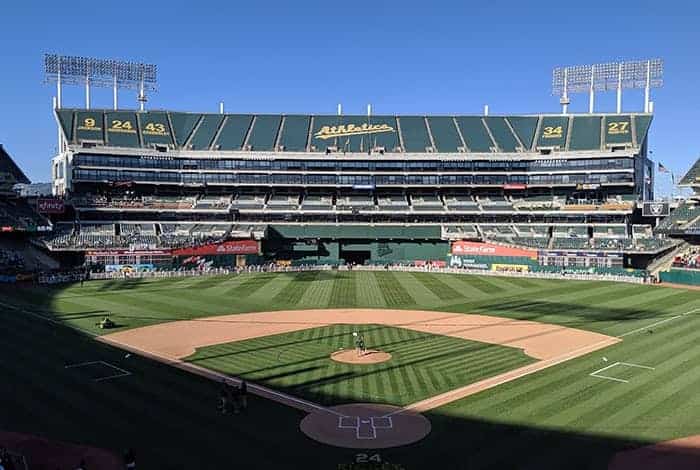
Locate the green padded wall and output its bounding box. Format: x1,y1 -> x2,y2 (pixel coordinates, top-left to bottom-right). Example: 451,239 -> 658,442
660,269 -> 700,285
216,115 -> 253,150
105,112 -> 139,147
399,116 -> 431,152
484,117 -> 519,152
536,116 -> 569,148
190,114 -> 224,150
604,115 -> 633,146
169,113 -> 201,147
75,111 -> 104,143
57,110 -> 74,142
569,116 -> 602,151
139,112 -> 173,147
455,117 -> 492,152
247,115 -> 282,151
507,117 -> 538,150
634,115 -> 653,147
427,117 -> 462,152
279,115 -> 311,152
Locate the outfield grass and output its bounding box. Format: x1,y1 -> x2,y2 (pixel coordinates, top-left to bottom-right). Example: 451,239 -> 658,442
1,270 -> 696,337
186,324 -> 535,406
2,271 -> 700,469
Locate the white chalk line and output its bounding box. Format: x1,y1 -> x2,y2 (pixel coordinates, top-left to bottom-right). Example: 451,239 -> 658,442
589,361 -> 655,384
618,307 -> 700,338
97,336 -> 349,419
64,360 -> 132,382
6,300 -> 700,430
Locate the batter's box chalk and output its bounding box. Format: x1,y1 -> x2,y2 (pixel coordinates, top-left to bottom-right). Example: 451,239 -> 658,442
371,416 -> 393,429
357,420 -> 377,439
339,416 -> 359,428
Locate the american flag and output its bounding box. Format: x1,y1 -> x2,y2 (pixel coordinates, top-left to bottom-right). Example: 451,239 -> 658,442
658,163 -> 670,173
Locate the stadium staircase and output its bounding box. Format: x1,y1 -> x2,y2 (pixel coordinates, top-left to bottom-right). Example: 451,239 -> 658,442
648,240 -> 688,277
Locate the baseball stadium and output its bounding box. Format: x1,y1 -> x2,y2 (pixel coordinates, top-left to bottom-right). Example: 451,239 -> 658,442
1,53 -> 700,470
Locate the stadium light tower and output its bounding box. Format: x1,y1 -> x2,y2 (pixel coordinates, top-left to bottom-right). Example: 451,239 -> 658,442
44,54 -> 158,111
552,59 -> 663,114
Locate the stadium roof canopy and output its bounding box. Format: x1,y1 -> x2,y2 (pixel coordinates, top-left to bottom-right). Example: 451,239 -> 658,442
0,144 -> 30,186
56,109 -> 652,155
679,158 -> 700,187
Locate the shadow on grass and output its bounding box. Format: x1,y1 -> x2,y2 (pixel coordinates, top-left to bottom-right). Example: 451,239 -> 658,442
1,304 -> 681,470
1,278 -> 698,470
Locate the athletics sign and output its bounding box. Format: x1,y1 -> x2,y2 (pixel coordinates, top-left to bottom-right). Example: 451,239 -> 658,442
314,122 -> 394,140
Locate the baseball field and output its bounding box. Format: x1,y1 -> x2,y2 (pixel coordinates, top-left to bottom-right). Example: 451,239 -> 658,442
2,270 -> 700,469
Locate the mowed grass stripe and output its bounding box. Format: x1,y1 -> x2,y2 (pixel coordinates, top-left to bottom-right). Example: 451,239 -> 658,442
327,272 -> 357,307
271,271 -> 318,305
410,272 -> 464,301
354,271 -> 386,307
453,275 -> 503,294
560,328 -> 700,437
372,271 -> 414,306
223,273 -> 278,297
393,274 -> 442,306
297,272 -> 335,307
468,312 -> 700,424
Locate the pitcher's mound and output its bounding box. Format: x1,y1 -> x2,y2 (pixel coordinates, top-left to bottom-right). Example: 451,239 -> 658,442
331,349 -> 392,365
300,403 -> 430,449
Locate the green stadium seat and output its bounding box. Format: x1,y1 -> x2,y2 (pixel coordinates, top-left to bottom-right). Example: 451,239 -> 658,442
247,115 -> 282,151
511,237 -> 549,249
484,117 -> 520,152
279,115 -> 311,152
427,117 -> 462,152
604,115 -> 633,147
190,114 -> 224,150
169,112 -> 201,147
455,117 -> 493,152
536,116 -> 569,149
105,112 -> 140,147
215,115 -> 253,150
398,116 -> 432,152
507,117 -> 538,150
568,116 -> 602,151
139,112 -> 174,147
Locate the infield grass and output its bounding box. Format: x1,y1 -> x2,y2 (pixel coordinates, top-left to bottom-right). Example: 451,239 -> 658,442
185,323 -> 535,406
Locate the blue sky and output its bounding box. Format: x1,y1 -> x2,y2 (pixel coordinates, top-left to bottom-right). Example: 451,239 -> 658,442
1,0 -> 698,191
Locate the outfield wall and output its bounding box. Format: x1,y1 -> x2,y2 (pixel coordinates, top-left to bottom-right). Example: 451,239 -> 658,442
659,268 -> 700,285
86,264 -> 651,284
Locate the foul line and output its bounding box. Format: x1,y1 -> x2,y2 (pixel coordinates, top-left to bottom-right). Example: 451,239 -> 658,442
618,307 -> 699,338
65,360 -> 132,382
97,336 -> 348,418
382,336 -> 620,418
5,300 -> 700,424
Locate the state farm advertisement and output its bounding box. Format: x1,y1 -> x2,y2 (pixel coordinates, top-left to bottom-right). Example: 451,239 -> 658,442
450,241 -> 537,259
172,239 -> 259,256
